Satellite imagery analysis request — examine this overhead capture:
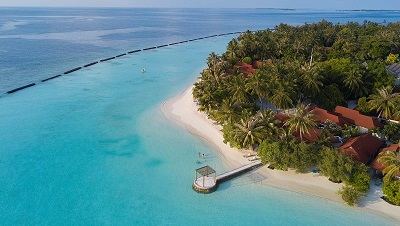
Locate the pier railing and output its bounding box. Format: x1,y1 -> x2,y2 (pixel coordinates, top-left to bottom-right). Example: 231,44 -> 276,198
216,160 -> 262,183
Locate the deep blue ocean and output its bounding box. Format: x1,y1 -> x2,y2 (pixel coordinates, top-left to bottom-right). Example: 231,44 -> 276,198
0,8 -> 399,225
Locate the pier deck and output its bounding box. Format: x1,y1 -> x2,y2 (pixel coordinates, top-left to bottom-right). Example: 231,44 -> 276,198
216,160 -> 262,183
193,160 -> 262,193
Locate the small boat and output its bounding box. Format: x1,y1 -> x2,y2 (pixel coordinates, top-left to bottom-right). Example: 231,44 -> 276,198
141,67 -> 146,73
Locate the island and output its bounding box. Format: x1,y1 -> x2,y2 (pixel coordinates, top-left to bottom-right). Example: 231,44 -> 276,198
163,20 -> 400,219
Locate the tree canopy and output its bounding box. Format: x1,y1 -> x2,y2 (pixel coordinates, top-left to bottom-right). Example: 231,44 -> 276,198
193,20 -> 400,206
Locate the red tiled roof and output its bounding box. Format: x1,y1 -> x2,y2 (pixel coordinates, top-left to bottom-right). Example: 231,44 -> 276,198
234,62 -> 255,76
252,60 -> 271,69
370,144 -> 400,171
233,60 -> 271,76
293,128 -> 339,143
275,114 -> 290,124
339,134 -> 383,164
309,106 -> 350,127
332,106 -> 384,129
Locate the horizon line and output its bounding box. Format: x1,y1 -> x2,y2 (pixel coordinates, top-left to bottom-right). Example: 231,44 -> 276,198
0,6 -> 399,11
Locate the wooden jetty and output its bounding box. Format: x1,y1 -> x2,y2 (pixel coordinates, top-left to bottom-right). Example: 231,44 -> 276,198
193,160 -> 262,194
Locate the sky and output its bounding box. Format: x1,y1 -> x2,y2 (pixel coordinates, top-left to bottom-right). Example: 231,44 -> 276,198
0,0 -> 399,10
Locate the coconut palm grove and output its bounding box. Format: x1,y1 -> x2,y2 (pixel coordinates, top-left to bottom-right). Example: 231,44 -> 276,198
193,20 -> 400,206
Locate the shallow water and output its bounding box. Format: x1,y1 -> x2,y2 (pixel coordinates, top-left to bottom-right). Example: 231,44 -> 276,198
0,35 -> 398,225
1,8 -> 400,225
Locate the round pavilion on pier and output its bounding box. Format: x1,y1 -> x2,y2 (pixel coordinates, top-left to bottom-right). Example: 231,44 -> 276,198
192,165 -> 217,193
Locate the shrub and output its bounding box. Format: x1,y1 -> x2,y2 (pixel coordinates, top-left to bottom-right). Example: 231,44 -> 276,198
386,53 -> 399,64
258,139 -> 290,170
339,185 -> 364,206
324,121 -> 342,136
258,138 -> 319,172
312,84 -> 346,111
347,163 -> 370,192
222,123 -> 242,149
242,57 -> 252,64
318,147 -> 352,183
382,180 -> 400,206
356,97 -> 371,115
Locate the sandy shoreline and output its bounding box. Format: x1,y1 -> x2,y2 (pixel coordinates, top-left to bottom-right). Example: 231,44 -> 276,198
161,85 -> 400,222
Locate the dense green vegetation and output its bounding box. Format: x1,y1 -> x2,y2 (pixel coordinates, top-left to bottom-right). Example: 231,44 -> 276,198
193,20 -> 400,206
378,150 -> 400,206
382,180 -> 400,206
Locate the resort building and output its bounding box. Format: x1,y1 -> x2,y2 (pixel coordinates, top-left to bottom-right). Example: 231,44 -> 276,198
309,106 -> 350,127
338,134 -> 384,165
386,63 -> 400,86
234,62 -> 255,76
370,144 -> 400,177
293,128 -> 339,143
232,60 -> 271,77
332,106 -> 384,133
275,113 -> 339,143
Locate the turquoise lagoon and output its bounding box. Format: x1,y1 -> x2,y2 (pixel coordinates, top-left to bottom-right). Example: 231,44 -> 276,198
0,36 -> 399,225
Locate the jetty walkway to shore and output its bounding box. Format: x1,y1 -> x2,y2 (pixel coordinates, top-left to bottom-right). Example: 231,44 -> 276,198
193,160 -> 262,193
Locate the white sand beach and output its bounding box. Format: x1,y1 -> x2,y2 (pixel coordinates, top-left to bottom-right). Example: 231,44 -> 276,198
161,85 -> 400,222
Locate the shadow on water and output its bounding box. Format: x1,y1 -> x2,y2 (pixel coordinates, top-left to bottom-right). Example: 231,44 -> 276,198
215,172 -> 267,193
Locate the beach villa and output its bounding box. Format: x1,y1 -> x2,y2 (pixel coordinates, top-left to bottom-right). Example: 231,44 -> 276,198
371,143 -> 400,178
386,63 -> 400,86
332,106 -> 384,134
232,60 -> 271,77
309,106 -> 350,127
275,112 -> 340,143
338,134 -> 384,165
293,128 -> 340,143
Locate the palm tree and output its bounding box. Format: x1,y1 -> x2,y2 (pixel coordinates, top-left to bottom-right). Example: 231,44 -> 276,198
255,109 -> 279,137
283,103 -> 317,140
245,70 -> 268,110
300,62 -> 323,98
233,116 -> 266,149
225,39 -> 239,62
212,98 -> 239,125
271,86 -> 293,111
343,68 -> 368,98
368,86 -> 400,119
204,52 -> 223,86
228,75 -> 248,104
393,108 -> 400,121
378,150 -> 400,182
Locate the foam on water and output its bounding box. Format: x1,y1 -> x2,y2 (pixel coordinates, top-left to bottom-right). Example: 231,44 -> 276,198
0,35 -> 398,225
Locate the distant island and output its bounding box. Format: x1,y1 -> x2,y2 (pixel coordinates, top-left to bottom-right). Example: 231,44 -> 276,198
192,20 -> 400,206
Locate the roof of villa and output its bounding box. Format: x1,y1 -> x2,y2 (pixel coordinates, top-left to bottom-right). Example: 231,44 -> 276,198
275,114 -> 290,123
370,144 -> 400,171
339,134 -> 383,165
309,106 -> 350,127
332,106 -> 384,129
233,60 -> 271,77
293,128 -> 339,143
234,62 -> 255,76
386,63 -> 400,78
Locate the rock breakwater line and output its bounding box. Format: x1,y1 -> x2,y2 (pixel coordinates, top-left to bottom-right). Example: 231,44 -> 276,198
3,31 -> 251,96
7,83 -> 36,94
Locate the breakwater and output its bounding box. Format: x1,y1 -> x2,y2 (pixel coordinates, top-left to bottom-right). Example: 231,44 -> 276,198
7,83 -> 36,94
2,30 -> 253,96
